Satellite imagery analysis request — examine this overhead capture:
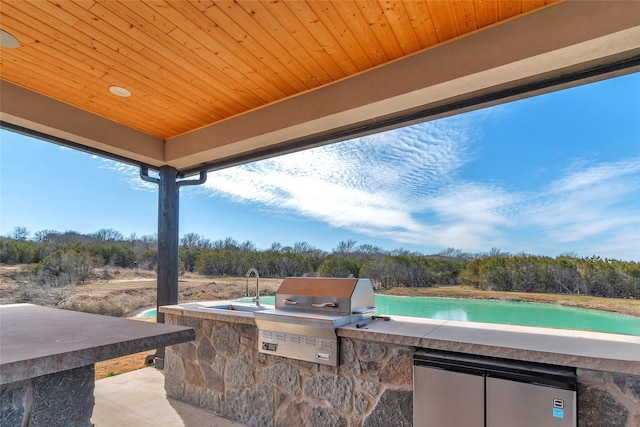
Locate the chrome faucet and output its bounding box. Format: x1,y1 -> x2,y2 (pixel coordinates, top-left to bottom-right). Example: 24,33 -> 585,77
246,268 -> 260,307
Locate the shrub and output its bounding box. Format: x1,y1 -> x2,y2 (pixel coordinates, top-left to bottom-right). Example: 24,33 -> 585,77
317,257 -> 359,278
31,250 -> 93,287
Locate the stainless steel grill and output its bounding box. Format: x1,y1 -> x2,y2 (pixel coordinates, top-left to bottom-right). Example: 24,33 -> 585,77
254,277 -> 375,366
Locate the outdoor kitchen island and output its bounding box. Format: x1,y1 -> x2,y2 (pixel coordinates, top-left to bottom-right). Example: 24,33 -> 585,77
161,298 -> 640,427
0,303 -> 195,426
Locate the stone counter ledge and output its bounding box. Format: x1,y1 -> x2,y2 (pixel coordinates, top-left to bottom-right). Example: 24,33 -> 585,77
160,302 -> 640,376
0,304 -> 195,384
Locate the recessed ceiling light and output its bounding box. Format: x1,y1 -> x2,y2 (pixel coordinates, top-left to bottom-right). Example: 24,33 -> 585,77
109,85 -> 131,97
1,30 -> 20,48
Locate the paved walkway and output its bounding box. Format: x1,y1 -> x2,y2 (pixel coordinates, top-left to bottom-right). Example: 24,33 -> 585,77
92,367 -> 246,427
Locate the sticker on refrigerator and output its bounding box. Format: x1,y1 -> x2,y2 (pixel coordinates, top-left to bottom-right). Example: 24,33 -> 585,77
553,408 -> 565,419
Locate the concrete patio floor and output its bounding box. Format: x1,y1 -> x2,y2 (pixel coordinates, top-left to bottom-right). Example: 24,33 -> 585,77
92,367 -> 247,427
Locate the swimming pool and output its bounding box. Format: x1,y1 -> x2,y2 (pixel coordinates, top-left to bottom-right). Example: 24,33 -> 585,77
140,295 -> 640,336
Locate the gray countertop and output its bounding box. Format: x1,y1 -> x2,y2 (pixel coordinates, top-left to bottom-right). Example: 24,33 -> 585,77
161,301 -> 640,376
338,315 -> 640,376
0,304 -> 195,384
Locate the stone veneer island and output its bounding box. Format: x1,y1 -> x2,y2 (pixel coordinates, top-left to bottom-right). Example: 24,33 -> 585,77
0,304 -> 195,426
161,301 -> 640,427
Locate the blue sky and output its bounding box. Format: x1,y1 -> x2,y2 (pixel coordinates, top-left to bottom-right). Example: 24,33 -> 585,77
1,73 -> 639,260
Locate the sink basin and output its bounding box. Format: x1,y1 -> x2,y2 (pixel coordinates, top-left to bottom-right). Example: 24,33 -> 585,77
205,304 -> 266,312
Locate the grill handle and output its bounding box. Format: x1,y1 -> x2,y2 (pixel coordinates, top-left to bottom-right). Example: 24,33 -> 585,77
352,307 -> 376,315
311,302 -> 339,308
282,299 -> 298,305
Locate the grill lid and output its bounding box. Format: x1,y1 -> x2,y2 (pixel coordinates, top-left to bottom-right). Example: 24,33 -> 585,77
276,277 -> 359,298
274,277 -> 375,316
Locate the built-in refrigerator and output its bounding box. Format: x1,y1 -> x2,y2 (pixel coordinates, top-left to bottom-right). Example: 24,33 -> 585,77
413,349 -> 577,427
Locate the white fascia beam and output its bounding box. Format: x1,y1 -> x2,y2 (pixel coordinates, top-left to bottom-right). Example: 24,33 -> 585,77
0,81 -> 165,167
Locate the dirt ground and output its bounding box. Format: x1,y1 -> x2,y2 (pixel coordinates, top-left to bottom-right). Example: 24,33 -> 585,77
0,266 -> 282,316
94,317 -> 157,380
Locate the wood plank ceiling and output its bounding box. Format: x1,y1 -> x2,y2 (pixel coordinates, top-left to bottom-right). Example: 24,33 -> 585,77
0,0 -> 559,141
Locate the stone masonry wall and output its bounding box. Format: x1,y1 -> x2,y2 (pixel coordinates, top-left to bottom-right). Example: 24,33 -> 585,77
577,369 -> 640,427
0,365 -> 95,427
165,315 -> 413,427
165,314 -> 640,427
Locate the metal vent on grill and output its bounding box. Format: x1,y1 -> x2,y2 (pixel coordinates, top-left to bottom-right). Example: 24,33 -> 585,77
319,340 -> 333,350
289,335 -> 302,344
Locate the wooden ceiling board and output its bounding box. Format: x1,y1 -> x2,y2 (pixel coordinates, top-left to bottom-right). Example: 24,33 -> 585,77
213,1 -> 323,91
451,0 -> 479,35
425,1 -> 459,42
401,1 -> 439,51
307,1 -> 376,72
523,0 -> 549,8
474,0 -> 500,28
167,1 -> 303,98
79,0 -> 262,121
202,1 -> 322,97
91,2 -> 259,112
331,1 -> 390,66
379,1 -> 423,55
270,1 -> 348,81
0,0 -> 560,139
498,0 -> 522,20
234,1 -> 330,88
283,1 -> 360,77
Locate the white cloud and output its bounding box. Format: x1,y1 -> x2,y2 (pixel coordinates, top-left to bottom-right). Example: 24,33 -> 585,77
202,117 -> 639,258
97,158 -> 157,192
579,226 -> 640,260
204,119 -> 521,251
525,158 -> 640,243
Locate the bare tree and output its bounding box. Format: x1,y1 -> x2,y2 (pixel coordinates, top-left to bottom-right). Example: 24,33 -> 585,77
239,240 -> 256,252
269,242 -> 283,252
333,239 -> 357,255
9,226 -> 29,240
181,232 -> 203,248
140,234 -> 157,251
213,237 -> 240,251
293,241 -> 316,254
93,228 -> 124,242
355,243 -> 385,257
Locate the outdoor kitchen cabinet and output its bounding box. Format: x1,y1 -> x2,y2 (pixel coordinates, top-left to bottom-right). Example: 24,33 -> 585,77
413,349 -> 577,427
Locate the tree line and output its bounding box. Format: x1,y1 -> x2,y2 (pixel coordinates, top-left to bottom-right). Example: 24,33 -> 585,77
1,227 -> 638,299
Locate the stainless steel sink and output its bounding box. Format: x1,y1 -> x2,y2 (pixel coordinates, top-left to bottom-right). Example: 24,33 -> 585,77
205,304 -> 266,312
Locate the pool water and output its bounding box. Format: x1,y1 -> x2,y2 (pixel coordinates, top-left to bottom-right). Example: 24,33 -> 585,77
137,307 -> 160,319
141,295 -> 640,336
375,295 -> 640,336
